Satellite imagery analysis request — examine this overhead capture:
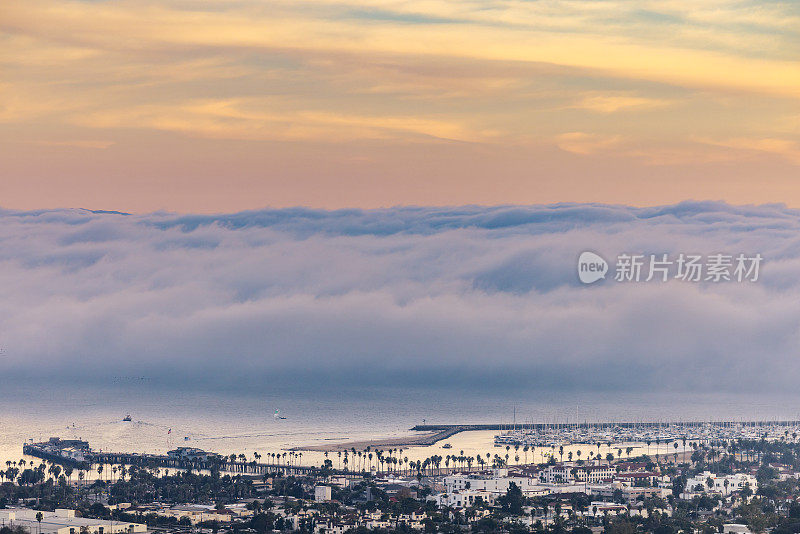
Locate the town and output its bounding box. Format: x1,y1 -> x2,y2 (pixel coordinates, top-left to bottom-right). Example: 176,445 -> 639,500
4,424 -> 800,534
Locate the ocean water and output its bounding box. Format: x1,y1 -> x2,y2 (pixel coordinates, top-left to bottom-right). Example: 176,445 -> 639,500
2,383 -> 799,478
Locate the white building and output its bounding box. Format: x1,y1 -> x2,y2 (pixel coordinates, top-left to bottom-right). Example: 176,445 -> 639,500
723,525 -> 752,534
443,473 -> 544,496
0,509 -> 146,534
681,471 -> 757,498
315,485 -> 332,502
538,463 -> 614,484
587,502 -> 628,517
430,489 -> 497,508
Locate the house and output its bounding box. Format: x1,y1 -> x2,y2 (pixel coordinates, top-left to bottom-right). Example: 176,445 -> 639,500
430,489 -> 497,508
315,485 -> 332,502
681,471 -> 757,499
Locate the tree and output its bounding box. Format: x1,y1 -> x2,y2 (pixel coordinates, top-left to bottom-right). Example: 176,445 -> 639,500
672,475 -> 686,498
498,482 -> 524,515
607,517 -> 637,534
36,512 -> 43,534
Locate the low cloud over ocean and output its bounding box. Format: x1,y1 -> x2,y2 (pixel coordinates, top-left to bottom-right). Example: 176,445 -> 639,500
1,202 -> 798,394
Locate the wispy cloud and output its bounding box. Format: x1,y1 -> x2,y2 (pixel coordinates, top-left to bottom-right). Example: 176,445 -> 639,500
570,93 -> 671,113
555,132 -> 624,155
692,136 -> 800,165
0,0 -> 798,210
32,140 -> 115,149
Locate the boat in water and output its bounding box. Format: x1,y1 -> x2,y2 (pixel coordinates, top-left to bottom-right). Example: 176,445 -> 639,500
123,414 -> 132,422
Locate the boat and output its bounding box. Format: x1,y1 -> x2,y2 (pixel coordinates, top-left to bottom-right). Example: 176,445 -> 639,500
123,414 -> 132,422
442,443 -> 452,449
274,409 -> 287,420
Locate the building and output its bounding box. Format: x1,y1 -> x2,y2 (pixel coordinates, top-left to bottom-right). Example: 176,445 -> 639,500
0,509 -> 146,534
157,505 -> 232,524
443,473 -> 544,496
588,482 -> 668,502
588,502 -> 628,517
314,486 -> 332,502
166,447 -> 218,462
538,463 -> 614,484
681,471 -> 757,498
430,489 -> 497,508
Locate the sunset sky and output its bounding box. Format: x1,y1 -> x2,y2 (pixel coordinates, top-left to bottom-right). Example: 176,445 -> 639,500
1,0 -> 799,213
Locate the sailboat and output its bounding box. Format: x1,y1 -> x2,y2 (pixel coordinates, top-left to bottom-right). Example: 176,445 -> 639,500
274,409 -> 287,420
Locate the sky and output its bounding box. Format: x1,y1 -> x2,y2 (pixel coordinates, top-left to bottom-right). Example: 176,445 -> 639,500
1,0 -> 799,212
1,202 -> 800,397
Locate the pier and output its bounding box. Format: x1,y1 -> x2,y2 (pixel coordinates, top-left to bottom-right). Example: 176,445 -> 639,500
23,441 -> 324,477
